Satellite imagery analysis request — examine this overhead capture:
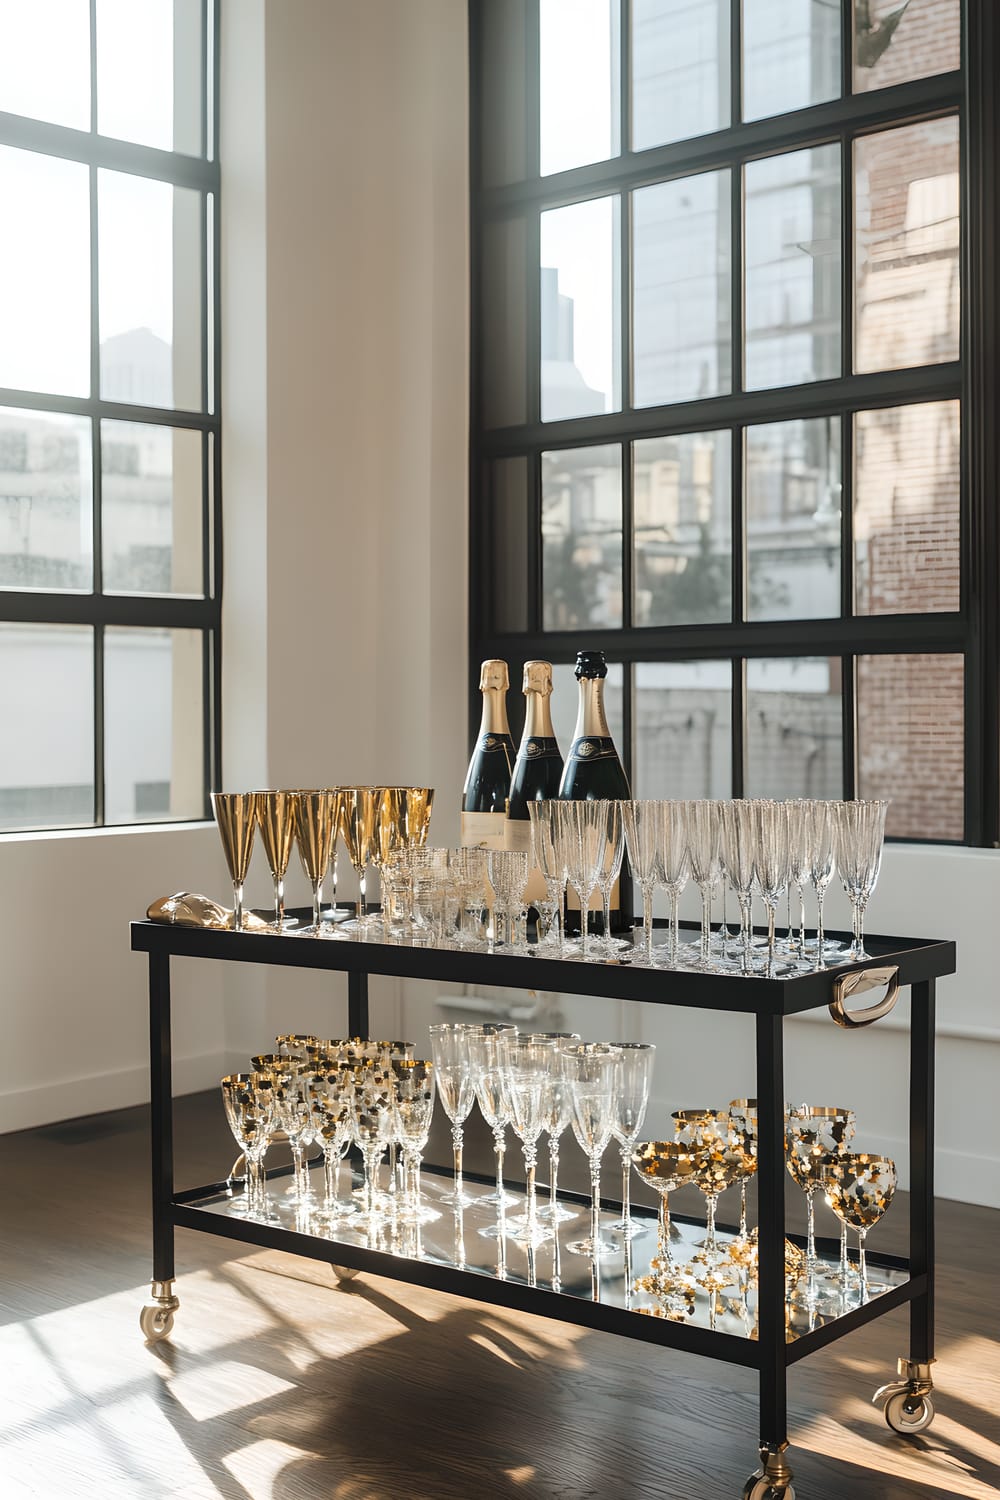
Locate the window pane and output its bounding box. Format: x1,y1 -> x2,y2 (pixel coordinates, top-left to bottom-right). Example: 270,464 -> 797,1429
854,401 -> 960,615
102,422 -> 202,595
854,0 -> 960,94
489,457 -> 530,633
0,0 -> 90,130
482,217 -> 528,429
746,418 -> 841,621
540,0 -> 620,177
746,657 -> 842,798
540,197 -> 621,421
857,653 -> 964,840
634,431 -> 731,627
633,171 -> 731,407
105,627 -> 204,823
855,117 -> 960,374
745,145 -> 841,391
0,623 -> 93,830
742,0 -> 841,123
632,0 -> 729,151
635,661 -> 732,797
99,171 -> 203,411
96,0 -> 203,155
481,0 -> 530,188
0,410 -> 92,591
542,445 -> 622,630
551,660 -> 624,758
0,147 -> 90,398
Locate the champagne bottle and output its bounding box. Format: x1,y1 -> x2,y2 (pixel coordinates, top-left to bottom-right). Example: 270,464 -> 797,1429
558,649 -> 633,933
505,663 -> 563,900
461,659 -> 515,849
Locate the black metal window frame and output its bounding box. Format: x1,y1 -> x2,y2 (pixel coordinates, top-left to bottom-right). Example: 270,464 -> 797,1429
0,0 -> 222,830
469,0 -> 1000,847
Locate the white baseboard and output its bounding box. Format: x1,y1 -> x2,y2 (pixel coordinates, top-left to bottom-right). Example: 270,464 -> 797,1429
0,1050 -> 244,1135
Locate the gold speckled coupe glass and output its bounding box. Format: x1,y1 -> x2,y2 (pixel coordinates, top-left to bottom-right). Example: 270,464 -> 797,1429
211,791 -> 258,931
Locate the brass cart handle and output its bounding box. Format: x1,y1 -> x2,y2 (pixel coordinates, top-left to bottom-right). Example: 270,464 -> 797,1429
829,965 -> 900,1029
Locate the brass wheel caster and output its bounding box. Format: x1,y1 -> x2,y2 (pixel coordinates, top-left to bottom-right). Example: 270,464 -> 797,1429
742,1443 -> 795,1500
330,1264 -> 360,1284
874,1357 -> 936,1436
139,1280 -> 179,1342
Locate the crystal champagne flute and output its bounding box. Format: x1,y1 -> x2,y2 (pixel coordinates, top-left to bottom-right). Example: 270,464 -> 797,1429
594,799 -> 626,956
428,1022 -> 477,1207
807,798 -> 839,966
211,791 -> 258,931
561,1042 -> 623,1258
687,800 -> 723,969
528,1031 -> 581,1225
254,790 -> 296,930
622,800 -> 662,965
721,800 -> 757,974
753,800 -> 791,978
659,801 -> 691,968
610,1042 -> 656,1237
528,801 -> 566,950
466,1024 -> 519,1214
504,1036 -> 556,1248
835,799 -> 889,961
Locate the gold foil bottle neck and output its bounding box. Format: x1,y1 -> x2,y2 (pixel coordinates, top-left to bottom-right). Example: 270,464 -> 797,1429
522,660 -> 553,697
479,659 -> 509,692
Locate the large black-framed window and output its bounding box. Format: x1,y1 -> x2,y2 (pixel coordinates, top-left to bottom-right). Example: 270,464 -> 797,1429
470,0 -> 1000,846
0,0 -> 221,833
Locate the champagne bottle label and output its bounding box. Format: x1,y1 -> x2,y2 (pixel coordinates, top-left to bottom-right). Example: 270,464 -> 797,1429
565,736 -> 621,763
461,810 -> 507,849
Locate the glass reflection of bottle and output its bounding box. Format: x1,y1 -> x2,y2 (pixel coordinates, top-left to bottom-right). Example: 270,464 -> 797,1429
461,659 -> 515,850
558,650 -> 633,934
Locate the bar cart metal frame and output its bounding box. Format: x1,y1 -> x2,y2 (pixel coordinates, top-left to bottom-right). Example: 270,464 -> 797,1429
131,917 -> 955,1499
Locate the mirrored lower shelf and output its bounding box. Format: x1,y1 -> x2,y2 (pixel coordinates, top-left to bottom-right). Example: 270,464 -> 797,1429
181,1162 -> 910,1346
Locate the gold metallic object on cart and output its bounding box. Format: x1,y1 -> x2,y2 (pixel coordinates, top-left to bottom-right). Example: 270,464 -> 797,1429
146,892 -> 269,931
873,1356 -> 936,1434
829,964 -> 900,1028
139,1279 -> 179,1342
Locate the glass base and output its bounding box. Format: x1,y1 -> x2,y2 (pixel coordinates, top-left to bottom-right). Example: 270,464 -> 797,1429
537,1199 -> 580,1224
565,1232 -> 623,1257
608,1213 -> 653,1238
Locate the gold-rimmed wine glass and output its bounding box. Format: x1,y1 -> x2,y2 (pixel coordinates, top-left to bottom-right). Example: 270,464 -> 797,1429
341,786 -> 380,926
254,790 -> 296,930
822,1152 -> 897,1302
785,1104 -> 856,1292
211,791 -> 258,931
292,789 -> 337,933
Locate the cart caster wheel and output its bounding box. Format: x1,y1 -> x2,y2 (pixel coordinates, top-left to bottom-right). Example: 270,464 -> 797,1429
330,1264 -> 360,1284
140,1280 -> 179,1342
884,1390 -> 935,1435
742,1481 -> 794,1500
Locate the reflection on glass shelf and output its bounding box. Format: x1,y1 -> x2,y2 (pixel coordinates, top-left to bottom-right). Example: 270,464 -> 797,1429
191,1163 -> 908,1341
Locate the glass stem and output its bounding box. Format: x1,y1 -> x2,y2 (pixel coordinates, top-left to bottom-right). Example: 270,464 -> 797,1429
642,883 -> 654,962
766,899 -> 777,975
705,1192 -> 718,1255
452,1123 -> 464,1201
816,887 -> 826,966
324,1152 -> 337,1210
525,1146 -> 537,1236
620,1149 -> 631,1229
330,851 -> 338,908
806,1188 -> 817,1267
580,891 -> 590,959
291,1142 -> 306,1199
658,1193 -> 672,1265
601,886 -> 612,949
839,1219 -> 848,1281
494,1126 -> 505,1202
669,889 -> 680,965
590,1159 -> 602,1260
359,868 -> 368,922
738,894 -> 752,972
856,895 -> 868,958
312,880 -> 323,930
232,881 -> 244,931
858,1227 -> 869,1298
797,885 -> 807,958
786,884 -> 793,939
701,885 -> 712,961
739,1181 -> 748,1239
549,1136 -> 560,1213
273,875 -> 284,928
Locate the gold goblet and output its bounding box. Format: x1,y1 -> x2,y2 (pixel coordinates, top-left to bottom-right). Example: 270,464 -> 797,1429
254,789 -> 296,930
631,1140 -> 698,1298
211,791 -> 258,930
292,789 -> 337,933
823,1152 -> 897,1302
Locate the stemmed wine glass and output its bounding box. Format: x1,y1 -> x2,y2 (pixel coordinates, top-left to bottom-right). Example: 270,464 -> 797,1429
562,802 -> 604,960
609,1042 -> 656,1238
254,790 -> 296,930
428,1022 -> 477,1207
561,1043 -> 623,1258
466,1024 -> 519,1214
786,800 -> 811,961
308,1071 -> 357,1226
726,1099 -> 758,1244
390,1058 -> 438,1223
687,801 -> 722,968
211,791 -> 258,931
659,801 -> 691,968
807,799 -> 838,966
631,1140 -> 698,1298
594,800 -> 626,956
221,1072 -> 274,1218
486,849 -> 529,950
528,801 -> 565,950
672,1109 -> 743,1274
753,800 -> 791,978
342,787 -> 379,927
836,799 -> 889,960
350,1062 -> 395,1222
622,800 -> 661,965
785,1104 -> 857,1294
293,789 -> 337,934
822,1152 -> 897,1302
503,1036 -> 556,1249
722,800 -> 756,974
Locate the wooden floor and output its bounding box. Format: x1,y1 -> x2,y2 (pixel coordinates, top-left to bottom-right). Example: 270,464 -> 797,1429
2,1093 -> 999,1500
